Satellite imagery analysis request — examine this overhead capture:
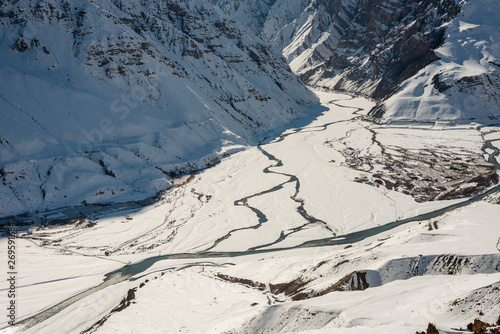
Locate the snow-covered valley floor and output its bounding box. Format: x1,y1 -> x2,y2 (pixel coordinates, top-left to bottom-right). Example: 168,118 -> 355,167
1,91 -> 499,334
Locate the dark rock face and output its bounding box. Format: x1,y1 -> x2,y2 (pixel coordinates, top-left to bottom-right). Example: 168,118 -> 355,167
415,323 -> 439,334
302,0 -> 462,100
466,318 -> 500,334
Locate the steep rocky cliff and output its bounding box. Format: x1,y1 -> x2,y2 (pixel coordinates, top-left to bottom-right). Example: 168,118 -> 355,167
0,0 -> 317,217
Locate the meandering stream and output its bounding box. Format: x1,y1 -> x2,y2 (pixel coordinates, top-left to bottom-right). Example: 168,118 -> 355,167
205,97 -> 367,252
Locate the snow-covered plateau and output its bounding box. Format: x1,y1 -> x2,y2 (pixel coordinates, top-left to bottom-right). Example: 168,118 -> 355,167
1,91 -> 499,334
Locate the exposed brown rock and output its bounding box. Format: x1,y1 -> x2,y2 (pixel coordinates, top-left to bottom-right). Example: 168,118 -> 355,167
269,277 -> 312,301
468,319 -> 491,333
427,323 -> 440,334
416,323 -> 440,334
317,271 -> 370,298
216,273 -> 266,290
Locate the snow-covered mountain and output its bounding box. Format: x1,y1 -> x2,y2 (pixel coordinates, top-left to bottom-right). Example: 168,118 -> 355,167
0,0 -> 317,217
215,0 -> 500,121
373,0 -> 500,121
213,0 -> 358,79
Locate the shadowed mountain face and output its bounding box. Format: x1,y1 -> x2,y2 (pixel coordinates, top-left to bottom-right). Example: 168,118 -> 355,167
0,0 -> 318,217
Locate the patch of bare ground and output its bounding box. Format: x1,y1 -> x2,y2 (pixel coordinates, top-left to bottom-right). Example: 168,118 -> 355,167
265,270 -> 369,302
315,271 -> 370,298
215,258 -> 361,302
415,322 -> 439,334
328,133 -> 499,202
271,260 -> 354,301
215,272 -> 312,301
269,277 -> 312,301
215,273 -> 266,291
32,216 -> 87,230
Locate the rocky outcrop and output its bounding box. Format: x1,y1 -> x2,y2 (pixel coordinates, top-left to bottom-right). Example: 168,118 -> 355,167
215,0 -> 359,77
217,0 -> 462,102
11,38 -> 29,52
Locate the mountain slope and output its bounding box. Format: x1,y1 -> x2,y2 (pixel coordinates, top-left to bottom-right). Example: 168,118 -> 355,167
214,0 -> 358,81
0,0 -> 317,217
